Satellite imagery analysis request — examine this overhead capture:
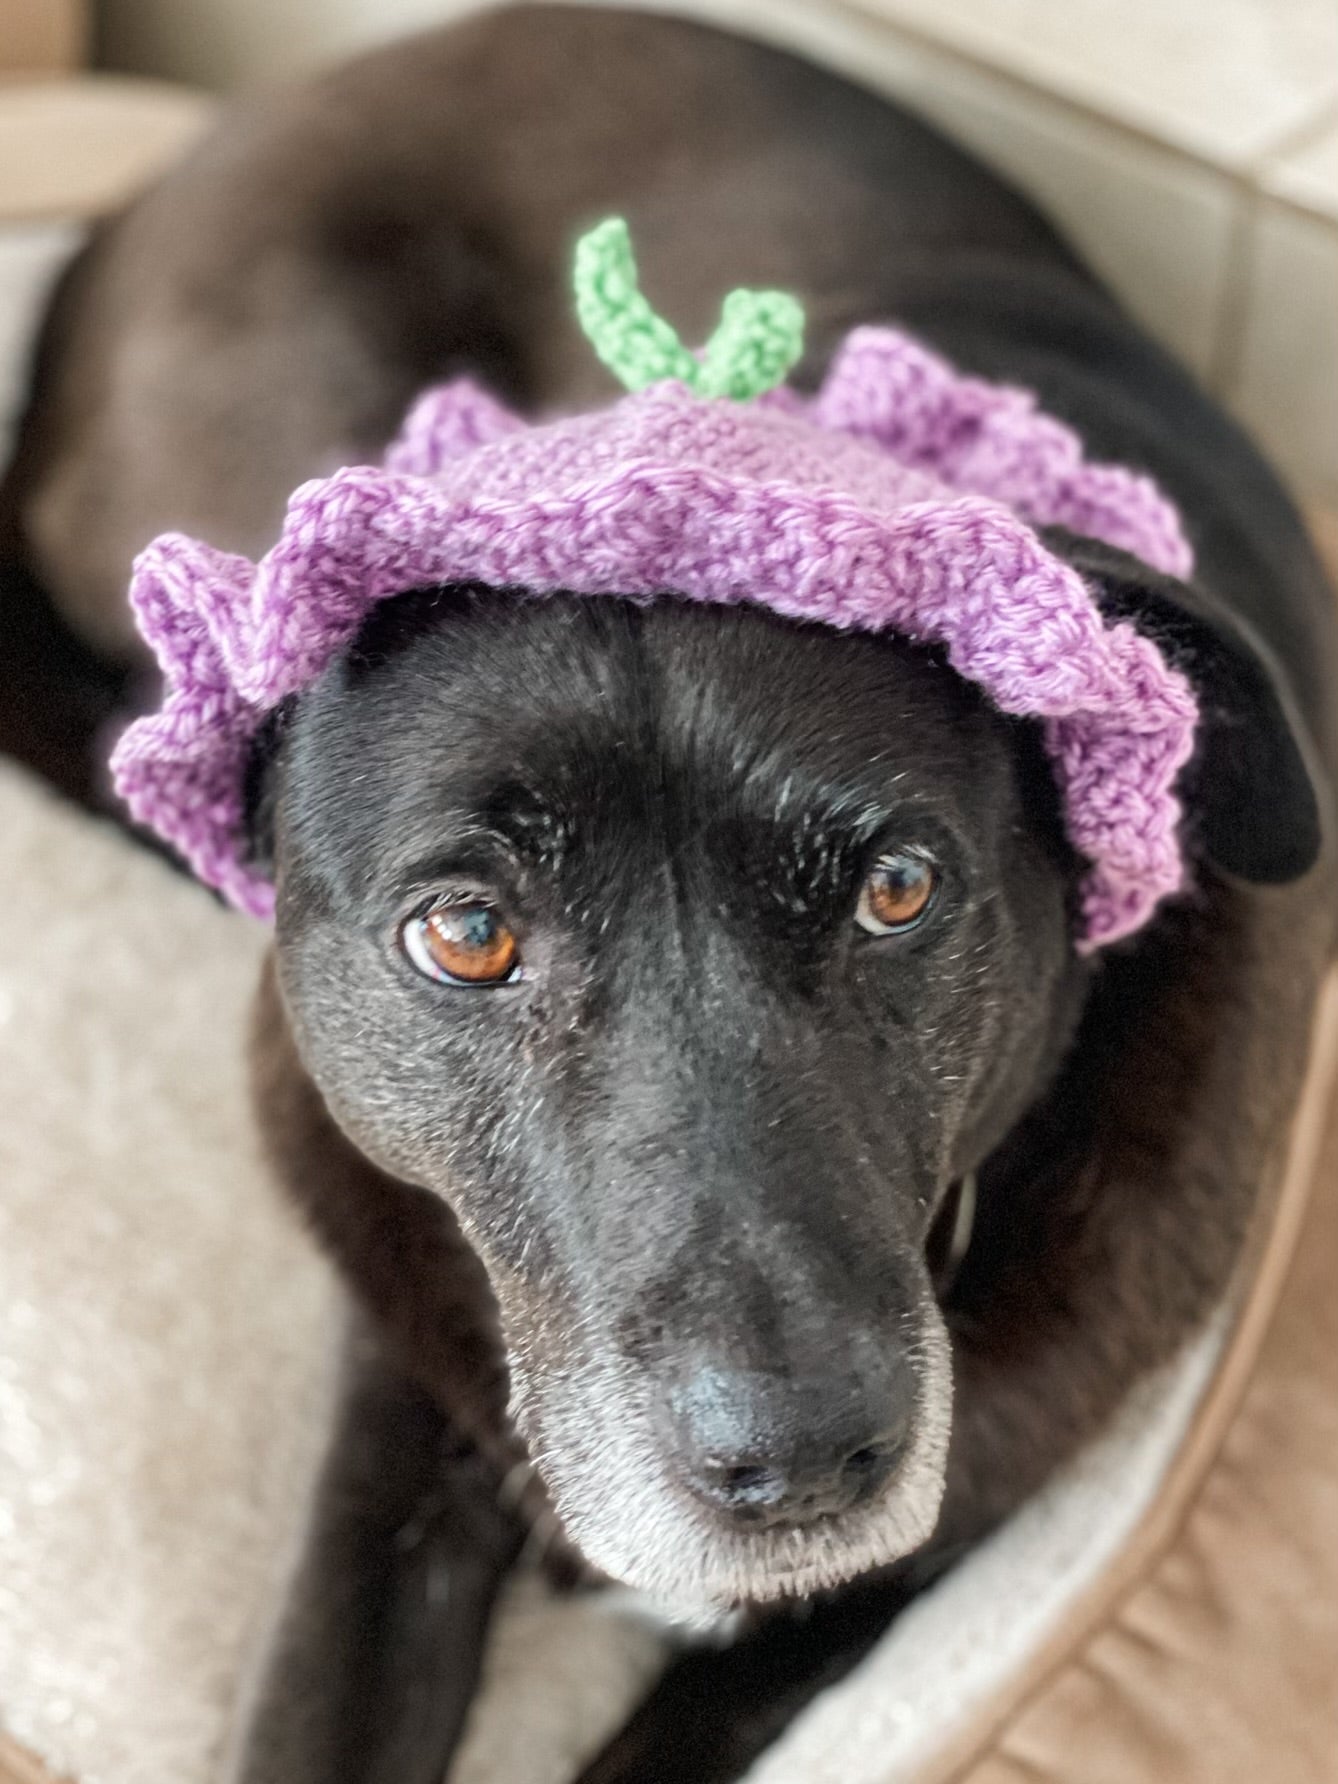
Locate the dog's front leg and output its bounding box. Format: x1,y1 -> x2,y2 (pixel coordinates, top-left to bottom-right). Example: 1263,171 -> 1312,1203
222,1315 -> 522,1784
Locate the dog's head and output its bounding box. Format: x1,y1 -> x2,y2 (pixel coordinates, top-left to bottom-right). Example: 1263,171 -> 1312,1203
248,537 -> 1319,1612
111,306 -> 1322,1611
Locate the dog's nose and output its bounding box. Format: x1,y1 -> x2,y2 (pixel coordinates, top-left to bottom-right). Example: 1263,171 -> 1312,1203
660,1357 -> 915,1528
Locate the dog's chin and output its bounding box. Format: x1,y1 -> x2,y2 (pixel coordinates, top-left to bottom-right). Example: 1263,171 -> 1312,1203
510,1312 -> 954,1619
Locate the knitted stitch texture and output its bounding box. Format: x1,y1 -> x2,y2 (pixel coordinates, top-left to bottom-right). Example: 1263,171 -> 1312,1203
573,216 -> 806,400
111,325 -> 1198,949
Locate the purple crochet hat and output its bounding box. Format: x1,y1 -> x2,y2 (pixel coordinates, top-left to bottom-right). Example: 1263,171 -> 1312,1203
112,225 -> 1197,951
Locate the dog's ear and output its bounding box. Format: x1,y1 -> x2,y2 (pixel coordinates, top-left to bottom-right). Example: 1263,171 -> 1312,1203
1041,527 -> 1325,884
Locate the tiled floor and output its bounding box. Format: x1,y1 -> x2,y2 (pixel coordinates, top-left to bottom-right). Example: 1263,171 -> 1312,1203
1236,119 -> 1338,504
669,0 -> 1338,509
842,0 -> 1338,168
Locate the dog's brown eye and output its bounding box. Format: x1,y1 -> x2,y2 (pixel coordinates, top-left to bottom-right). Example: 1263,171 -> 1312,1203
856,853 -> 938,935
401,900 -> 520,985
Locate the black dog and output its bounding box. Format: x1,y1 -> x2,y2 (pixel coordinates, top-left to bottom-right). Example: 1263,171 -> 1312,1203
2,10 -> 1334,1783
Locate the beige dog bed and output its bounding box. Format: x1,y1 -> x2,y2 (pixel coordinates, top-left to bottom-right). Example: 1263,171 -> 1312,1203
2,87 -> 1337,1784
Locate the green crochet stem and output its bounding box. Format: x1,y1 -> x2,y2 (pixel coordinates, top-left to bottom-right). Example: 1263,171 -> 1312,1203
573,216 -> 805,401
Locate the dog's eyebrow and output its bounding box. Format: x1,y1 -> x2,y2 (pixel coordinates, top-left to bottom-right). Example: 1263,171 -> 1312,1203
477,780 -> 575,862
755,769 -> 910,846
367,785 -> 574,904
766,797 -> 897,904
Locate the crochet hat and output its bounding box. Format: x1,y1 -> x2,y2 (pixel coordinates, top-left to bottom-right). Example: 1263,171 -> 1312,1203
112,218 -> 1198,950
